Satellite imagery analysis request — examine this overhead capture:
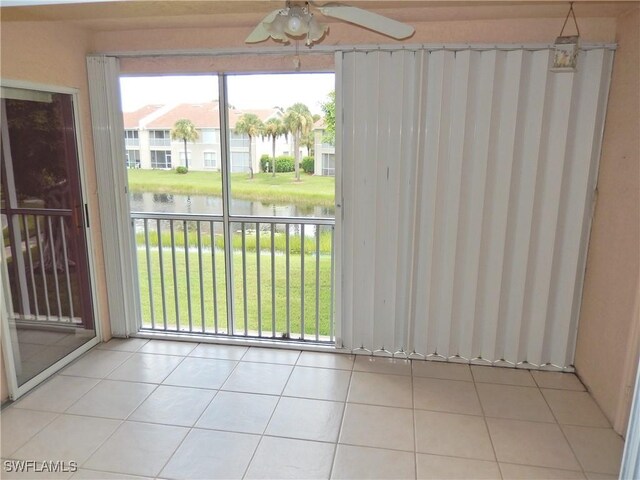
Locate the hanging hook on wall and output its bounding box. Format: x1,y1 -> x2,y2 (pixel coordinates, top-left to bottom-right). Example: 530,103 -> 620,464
559,2 -> 581,37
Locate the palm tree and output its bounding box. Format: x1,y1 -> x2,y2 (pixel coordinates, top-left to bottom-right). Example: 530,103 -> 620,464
301,130 -> 315,157
262,117 -> 286,177
170,119 -> 198,171
283,103 -> 313,181
234,113 -> 264,179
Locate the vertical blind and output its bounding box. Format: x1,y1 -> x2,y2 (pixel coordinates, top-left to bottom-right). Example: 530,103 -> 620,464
337,46 -> 614,370
87,55 -> 140,337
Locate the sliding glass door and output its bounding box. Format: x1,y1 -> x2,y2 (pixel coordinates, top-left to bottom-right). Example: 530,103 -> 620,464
1,84 -> 97,396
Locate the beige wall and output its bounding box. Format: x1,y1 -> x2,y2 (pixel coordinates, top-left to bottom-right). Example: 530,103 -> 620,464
574,6 -> 640,436
0,21 -> 112,401
93,17 -> 616,52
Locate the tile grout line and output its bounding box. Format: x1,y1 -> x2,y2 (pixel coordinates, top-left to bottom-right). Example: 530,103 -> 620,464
327,361 -> 355,479
74,341 -> 152,473
470,369 -> 504,480
4,341 -> 149,463
78,341 -> 185,475
123,342 -> 235,478
240,348 -> 300,480
538,380 -> 589,477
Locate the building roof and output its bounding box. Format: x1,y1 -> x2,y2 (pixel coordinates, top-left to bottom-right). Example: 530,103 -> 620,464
123,105 -> 162,129
124,102 -> 278,130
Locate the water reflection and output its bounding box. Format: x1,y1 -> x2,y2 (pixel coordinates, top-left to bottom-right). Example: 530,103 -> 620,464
129,192 -> 335,218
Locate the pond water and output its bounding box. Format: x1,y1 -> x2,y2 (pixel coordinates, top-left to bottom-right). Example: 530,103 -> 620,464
129,192 -> 335,218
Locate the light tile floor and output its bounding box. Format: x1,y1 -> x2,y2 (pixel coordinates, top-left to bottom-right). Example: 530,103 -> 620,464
0,339 -> 625,479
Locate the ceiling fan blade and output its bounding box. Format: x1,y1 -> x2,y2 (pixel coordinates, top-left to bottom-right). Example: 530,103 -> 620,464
245,9 -> 281,43
319,5 -> 414,39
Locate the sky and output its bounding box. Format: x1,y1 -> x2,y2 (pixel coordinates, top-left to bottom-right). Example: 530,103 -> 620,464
120,73 -> 335,115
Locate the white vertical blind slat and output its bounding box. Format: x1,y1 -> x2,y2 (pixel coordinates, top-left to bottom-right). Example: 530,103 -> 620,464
523,69 -> 576,366
500,50 -> 550,365
438,50 -> 471,358
477,50 -> 523,362
87,55 -> 139,337
547,49 -> 609,366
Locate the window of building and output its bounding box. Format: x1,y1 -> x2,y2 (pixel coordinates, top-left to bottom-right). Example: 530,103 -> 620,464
322,153 -> 335,176
125,149 -> 140,168
151,150 -> 172,169
204,151 -> 217,168
201,128 -> 218,144
149,129 -> 171,147
125,129 -> 139,147
230,151 -> 250,173
230,132 -> 250,148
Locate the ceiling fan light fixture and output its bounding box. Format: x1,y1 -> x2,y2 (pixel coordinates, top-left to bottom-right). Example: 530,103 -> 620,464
260,2 -> 327,46
263,14 -> 289,43
246,2 -> 414,46
287,15 -> 302,32
306,16 -> 328,46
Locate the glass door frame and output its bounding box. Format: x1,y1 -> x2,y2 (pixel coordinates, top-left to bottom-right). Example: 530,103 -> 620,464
0,78 -> 102,401
121,72 -> 339,343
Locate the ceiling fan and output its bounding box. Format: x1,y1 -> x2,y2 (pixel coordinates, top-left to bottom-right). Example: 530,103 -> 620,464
245,1 -> 415,46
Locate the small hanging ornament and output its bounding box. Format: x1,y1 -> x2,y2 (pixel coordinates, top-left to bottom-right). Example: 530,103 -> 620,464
552,2 -> 581,72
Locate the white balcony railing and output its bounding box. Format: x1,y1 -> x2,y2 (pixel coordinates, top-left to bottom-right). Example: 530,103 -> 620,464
131,211 -> 335,342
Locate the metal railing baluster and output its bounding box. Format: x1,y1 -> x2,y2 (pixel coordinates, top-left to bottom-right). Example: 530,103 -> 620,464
170,220 -> 180,331
330,225 -> 335,342
59,217 -> 74,322
158,219 -> 168,330
271,223 -> 276,338
241,222 -> 248,336
46,216 -> 63,320
22,215 -> 39,318
300,223 -> 305,340
197,221 -> 205,333
256,222 -> 261,337
35,216 -> 51,320
315,225 -> 320,341
210,220 -> 219,334
286,223 -> 290,339
144,218 -> 155,329
184,220 -> 192,332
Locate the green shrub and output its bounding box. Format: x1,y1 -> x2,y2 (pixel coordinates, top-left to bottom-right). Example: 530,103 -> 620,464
251,155 -> 296,173
259,154 -> 271,173
275,156 -> 295,173
301,156 -> 314,174
175,166 -> 188,174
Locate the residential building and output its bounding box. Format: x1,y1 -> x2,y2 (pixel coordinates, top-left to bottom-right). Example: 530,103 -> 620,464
314,119 -> 336,176
124,102 -> 293,173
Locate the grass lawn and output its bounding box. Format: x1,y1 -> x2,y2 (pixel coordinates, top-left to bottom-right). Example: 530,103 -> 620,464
136,245 -> 333,339
127,170 -> 335,208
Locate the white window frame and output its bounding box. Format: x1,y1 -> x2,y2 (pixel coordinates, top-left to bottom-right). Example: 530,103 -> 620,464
151,149 -> 172,169
203,151 -> 217,168
125,149 -> 140,168
201,128 -> 219,144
